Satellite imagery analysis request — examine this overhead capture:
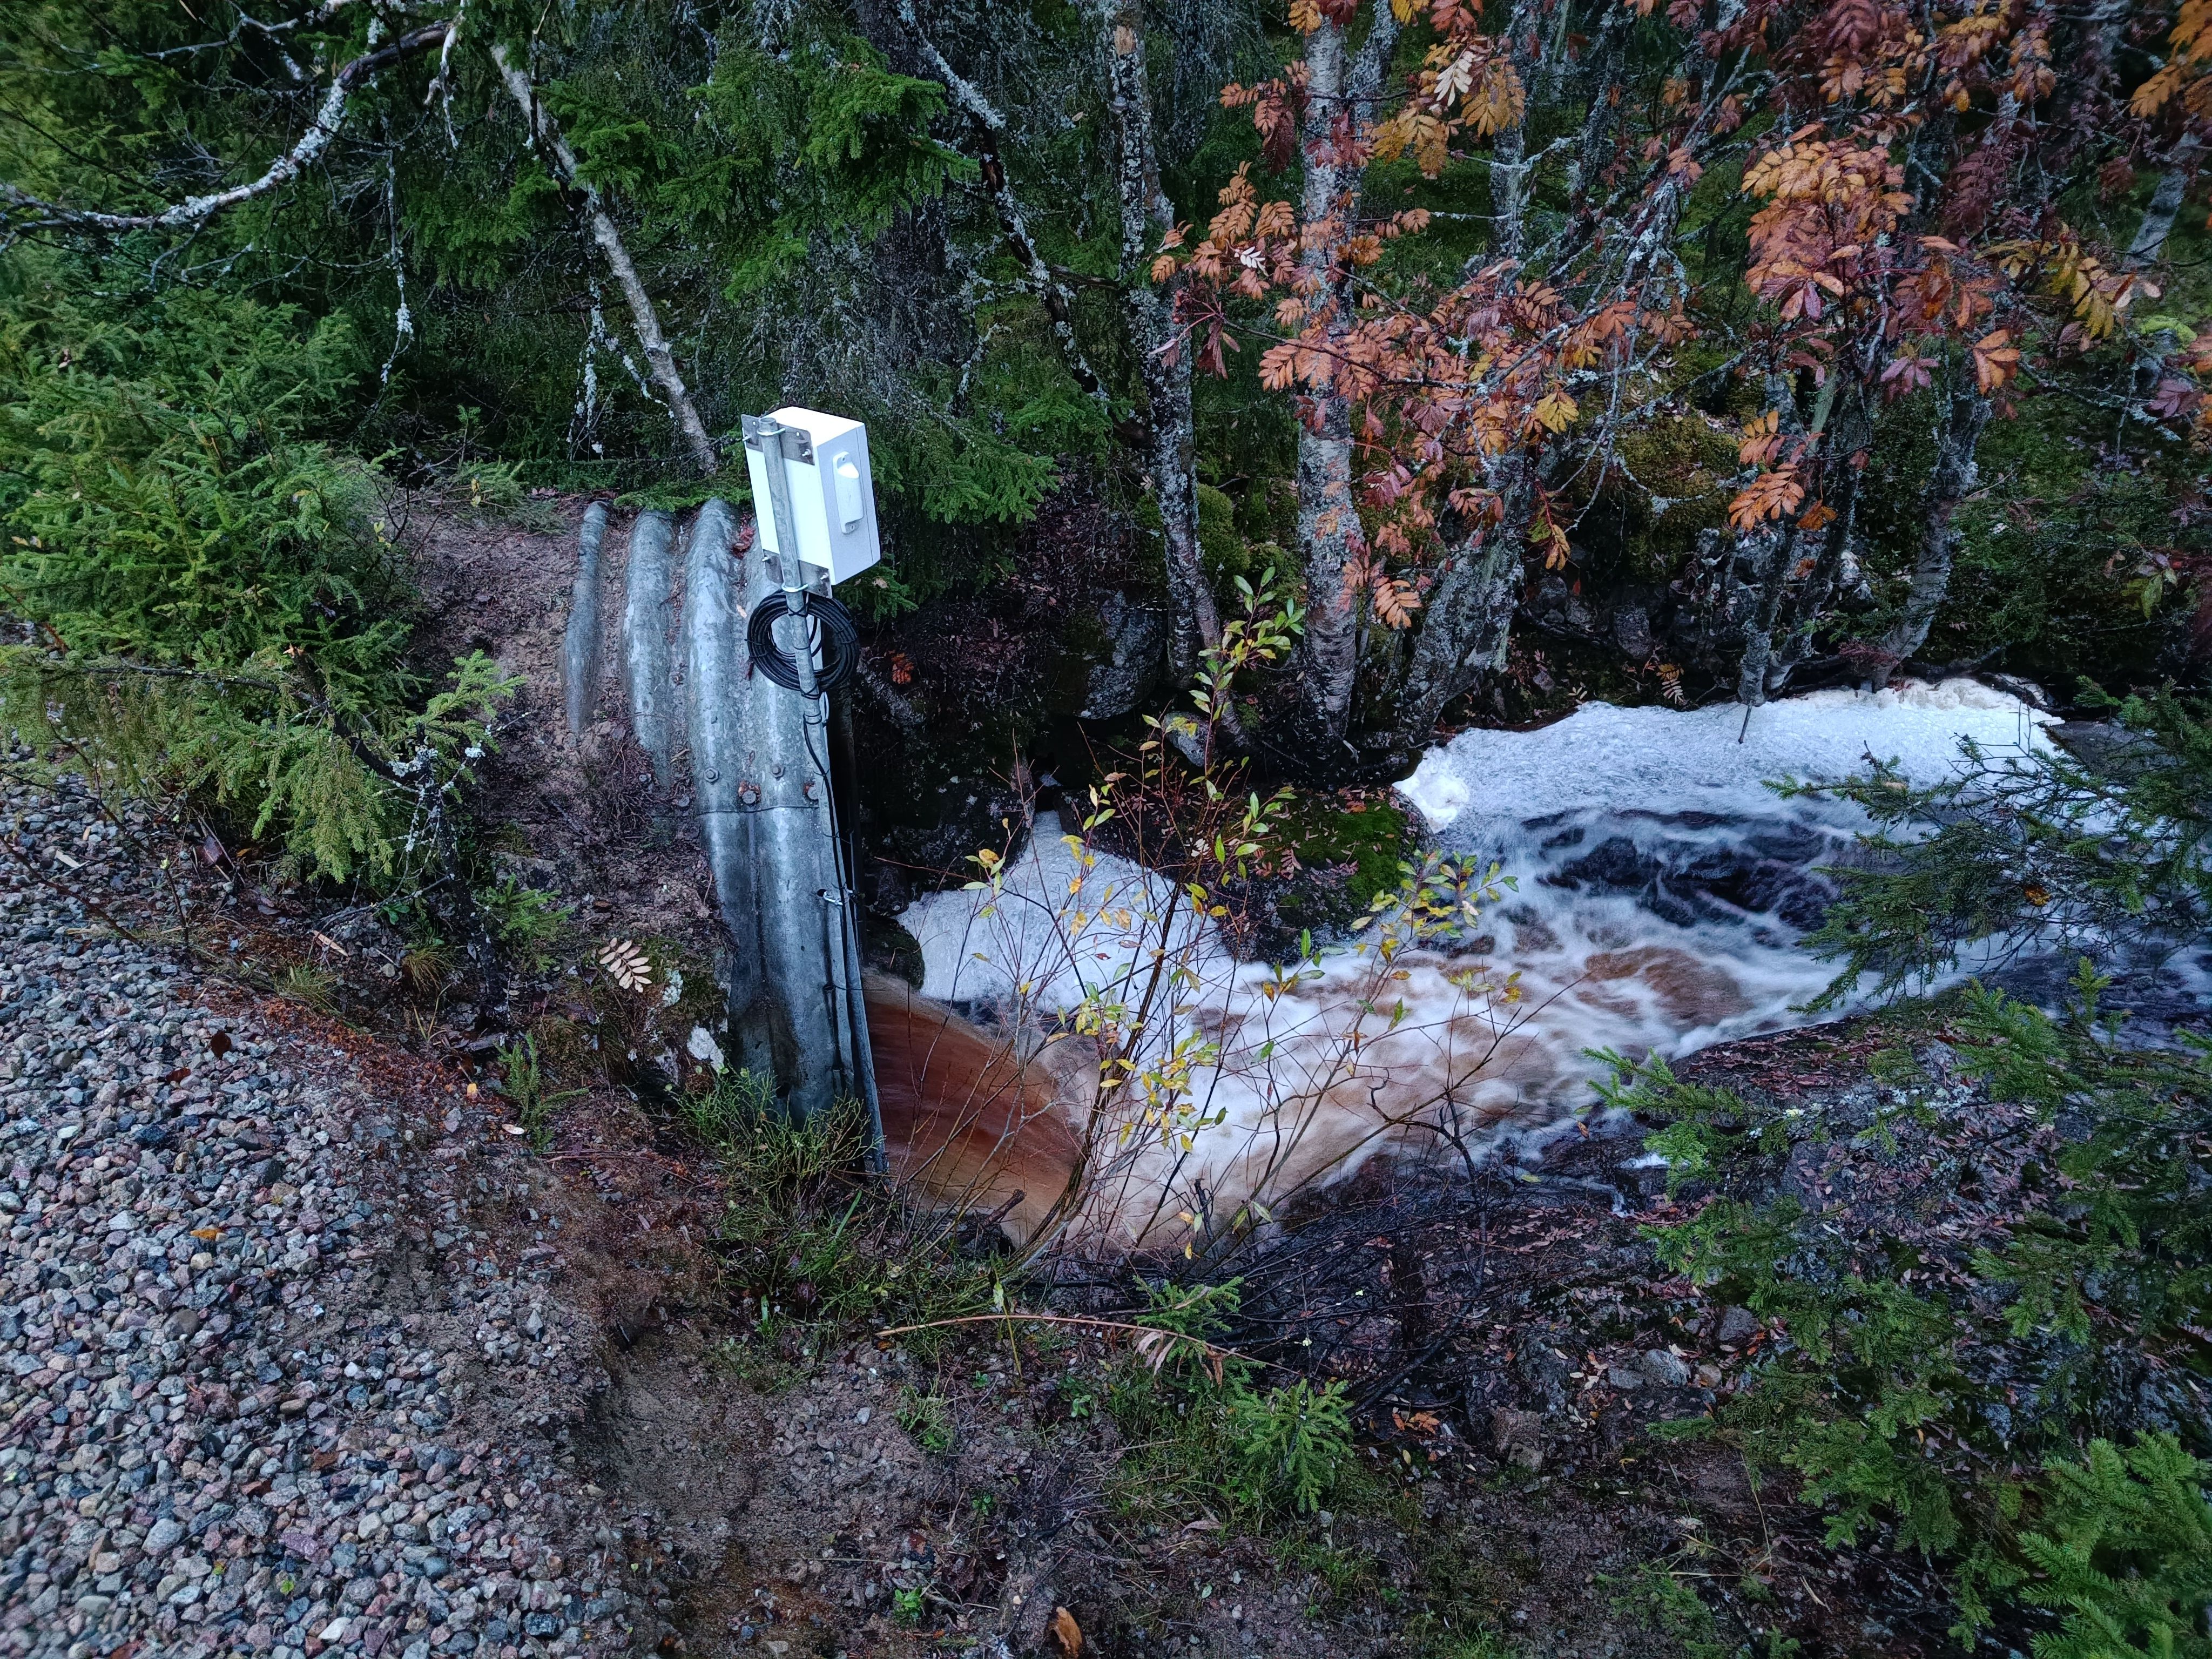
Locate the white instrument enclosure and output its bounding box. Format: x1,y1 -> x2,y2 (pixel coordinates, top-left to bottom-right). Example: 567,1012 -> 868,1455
743,407 -> 882,585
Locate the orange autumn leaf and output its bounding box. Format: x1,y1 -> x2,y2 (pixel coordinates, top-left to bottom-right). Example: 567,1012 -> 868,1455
1372,576 -> 1424,629
1533,390 -> 1579,432
1738,409 -> 1784,466
1729,466 -> 1806,531
1972,328 -> 2021,395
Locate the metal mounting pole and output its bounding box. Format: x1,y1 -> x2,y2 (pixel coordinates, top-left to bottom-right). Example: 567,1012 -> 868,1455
739,415 -> 884,1169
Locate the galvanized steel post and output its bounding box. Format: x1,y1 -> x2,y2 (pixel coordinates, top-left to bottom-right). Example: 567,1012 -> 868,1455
730,416 -> 884,1164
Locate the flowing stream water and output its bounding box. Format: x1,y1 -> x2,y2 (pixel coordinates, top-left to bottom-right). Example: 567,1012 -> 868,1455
1389,676 -> 2056,1098
896,679 -> 2059,1241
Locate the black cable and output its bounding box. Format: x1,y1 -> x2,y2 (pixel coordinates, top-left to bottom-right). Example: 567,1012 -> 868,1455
746,591 -> 860,693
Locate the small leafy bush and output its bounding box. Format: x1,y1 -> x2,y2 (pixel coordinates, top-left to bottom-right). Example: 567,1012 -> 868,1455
497,1035 -> 582,1154
709,1089 -> 992,1353
1224,1377 -> 1354,1516
0,279 -> 515,885
479,877 -> 572,971
1109,1278 -> 1359,1520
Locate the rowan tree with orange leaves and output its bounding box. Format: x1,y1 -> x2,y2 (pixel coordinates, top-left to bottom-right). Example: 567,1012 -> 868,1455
1164,0 -> 1743,764
1147,0 -> 2204,761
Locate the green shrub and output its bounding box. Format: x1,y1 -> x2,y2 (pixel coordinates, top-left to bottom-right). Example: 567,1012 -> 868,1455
0,280 -> 515,884
2019,1435 -> 2212,1659
709,1089 -> 993,1352
497,1034 -> 583,1153
1107,1278 -> 1359,1521
478,877 -> 572,971
1781,691 -> 2212,1009
1224,1377 -> 1354,1516
1610,962 -> 2212,1639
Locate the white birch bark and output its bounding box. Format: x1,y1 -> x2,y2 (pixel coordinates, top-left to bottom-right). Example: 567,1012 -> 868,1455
2127,138 -> 2201,270
900,2 -> 1117,418
1094,0 -> 1220,682
1877,371 -> 1992,675
1286,2 -> 1400,752
2,24 -> 447,233
493,47 -> 721,476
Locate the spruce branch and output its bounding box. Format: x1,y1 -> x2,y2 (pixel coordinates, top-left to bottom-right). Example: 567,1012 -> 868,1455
896,0 -> 1131,439
491,45 -> 721,476
0,24 -> 449,237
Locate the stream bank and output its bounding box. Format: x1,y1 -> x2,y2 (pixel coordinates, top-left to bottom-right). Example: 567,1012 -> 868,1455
0,766 -> 2068,1658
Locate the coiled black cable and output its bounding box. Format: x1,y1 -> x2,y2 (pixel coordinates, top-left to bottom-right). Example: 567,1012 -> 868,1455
746,591 -> 859,693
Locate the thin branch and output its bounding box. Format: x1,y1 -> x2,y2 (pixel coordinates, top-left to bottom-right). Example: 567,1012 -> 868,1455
0,24 -> 447,234
491,44 -> 721,476
873,1310 -> 1282,1376
898,0 -> 1130,436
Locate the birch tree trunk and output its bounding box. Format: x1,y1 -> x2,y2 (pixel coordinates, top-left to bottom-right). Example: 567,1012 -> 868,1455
1730,372 -> 1809,712
1392,464 -> 1535,746
2127,138 -> 2201,270
1286,2 -> 1401,753
1487,0 -> 1542,264
493,47 -> 720,477
1096,0 -> 1220,683
1878,369 -> 1992,676
900,2 -> 1121,426
1769,376 -> 1873,693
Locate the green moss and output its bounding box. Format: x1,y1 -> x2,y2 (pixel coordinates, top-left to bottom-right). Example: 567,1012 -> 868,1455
1610,416 -> 1736,579
1241,475 -> 1301,548
1197,481 -> 1252,583
1279,792 -> 1414,909
1854,379 -> 2192,686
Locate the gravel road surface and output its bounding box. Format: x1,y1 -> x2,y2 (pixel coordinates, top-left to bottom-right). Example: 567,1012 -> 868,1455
0,775 -> 666,1659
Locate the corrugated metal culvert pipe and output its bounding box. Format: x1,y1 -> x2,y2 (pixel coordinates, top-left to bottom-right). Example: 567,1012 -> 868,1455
572,493 -> 881,1157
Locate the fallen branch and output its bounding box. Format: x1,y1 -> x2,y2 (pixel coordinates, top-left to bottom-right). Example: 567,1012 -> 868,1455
0,24 -> 448,235
492,46 -> 721,477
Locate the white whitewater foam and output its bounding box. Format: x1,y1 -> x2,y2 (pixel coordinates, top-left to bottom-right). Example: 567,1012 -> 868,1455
1397,677 -> 2049,831
900,680 -> 2055,1239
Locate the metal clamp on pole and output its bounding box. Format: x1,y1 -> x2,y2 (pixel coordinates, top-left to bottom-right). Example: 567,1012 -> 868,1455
741,414 -> 826,727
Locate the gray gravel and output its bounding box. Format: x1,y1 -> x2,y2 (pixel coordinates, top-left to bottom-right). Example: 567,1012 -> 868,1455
0,777 -> 662,1659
